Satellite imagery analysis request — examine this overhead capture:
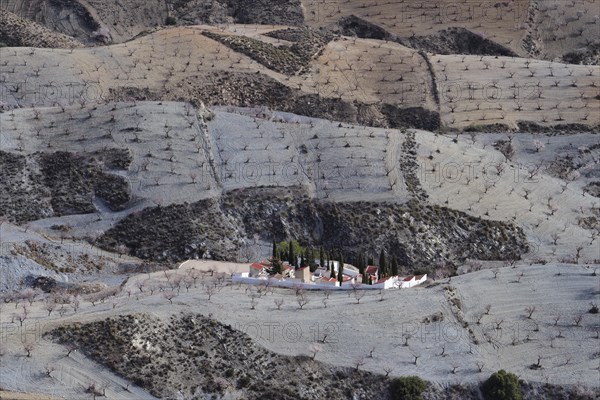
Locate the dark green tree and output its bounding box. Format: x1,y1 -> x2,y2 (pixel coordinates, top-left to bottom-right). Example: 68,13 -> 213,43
481,370 -> 523,400
272,240 -> 277,259
268,259 -> 283,276
391,255 -> 399,276
390,376 -> 428,400
338,254 -> 344,284
379,249 -> 387,277
288,240 -> 295,269
319,246 -> 325,270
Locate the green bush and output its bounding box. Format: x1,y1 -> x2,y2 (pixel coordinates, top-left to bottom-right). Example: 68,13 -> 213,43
481,370 -> 523,400
165,16 -> 177,25
390,376 -> 428,400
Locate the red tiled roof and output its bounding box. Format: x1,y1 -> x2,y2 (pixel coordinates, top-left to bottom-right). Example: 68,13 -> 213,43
250,263 -> 264,270
375,277 -> 391,284
415,274 -> 426,280
403,275 -> 415,282
320,277 -> 336,283
365,266 -> 378,273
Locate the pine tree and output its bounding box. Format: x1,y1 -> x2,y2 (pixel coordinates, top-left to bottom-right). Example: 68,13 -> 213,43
391,255 -> 398,276
269,258 -> 283,275
300,253 -> 305,268
367,256 -> 374,266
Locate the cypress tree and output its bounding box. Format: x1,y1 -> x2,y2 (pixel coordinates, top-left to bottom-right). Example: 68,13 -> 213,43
391,255 -> 399,276
288,240 -> 295,269
319,246 -> 325,269
272,241 -> 277,259
338,253 -> 344,284
379,249 -> 387,277
367,256 -> 374,266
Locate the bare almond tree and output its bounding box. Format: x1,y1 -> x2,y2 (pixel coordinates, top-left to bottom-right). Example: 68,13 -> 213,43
309,343 -> 322,360
274,298 -> 284,310
22,340 -> 35,357
525,306 -> 536,319
354,289 -> 366,304
297,292 -> 310,310
162,291 -> 176,305
204,284 -> 217,301
354,355 -> 366,371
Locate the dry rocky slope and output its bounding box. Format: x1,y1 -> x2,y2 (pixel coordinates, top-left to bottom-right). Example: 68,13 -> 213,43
0,9 -> 82,48
4,0 -> 597,63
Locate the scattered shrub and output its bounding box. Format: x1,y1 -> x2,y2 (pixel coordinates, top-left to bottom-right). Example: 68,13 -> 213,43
390,376 -> 428,400
481,370 -> 523,400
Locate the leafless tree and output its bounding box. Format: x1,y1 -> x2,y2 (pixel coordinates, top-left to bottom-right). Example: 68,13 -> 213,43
368,346 -> 375,358
553,315 -> 561,326
274,298 -> 284,310
22,340 -> 35,357
64,343 -> 78,357
309,343 -> 322,360
484,304 -> 492,315
353,289 -> 366,304
525,306 -> 536,319
412,352 -> 420,365
15,312 -> 27,326
162,291 -> 176,304
45,299 -> 56,316
204,284 -> 217,301
44,363 -> 56,377
250,293 -> 259,310
476,361 -> 485,372
354,355 -> 366,371
573,314 -> 584,326
297,292 -> 310,310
